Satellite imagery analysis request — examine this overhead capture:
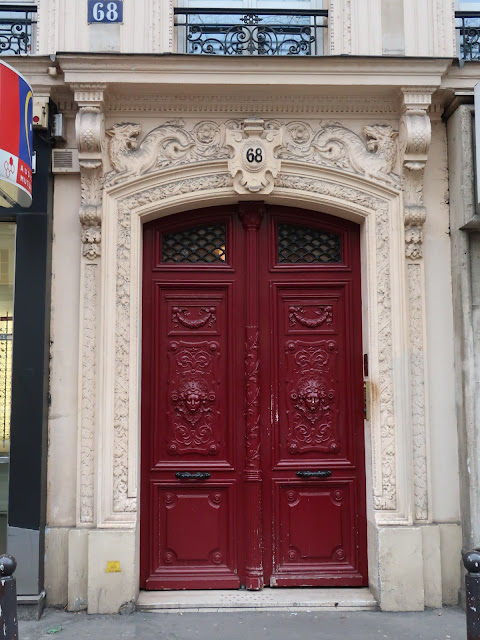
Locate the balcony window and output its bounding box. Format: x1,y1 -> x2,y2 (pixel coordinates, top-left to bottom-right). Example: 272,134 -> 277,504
456,1 -> 480,61
0,2 -> 37,55
175,1 -> 327,56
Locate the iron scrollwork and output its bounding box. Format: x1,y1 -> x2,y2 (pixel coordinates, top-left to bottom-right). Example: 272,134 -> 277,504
175,8 -> 327,56
0,5 -> 37,55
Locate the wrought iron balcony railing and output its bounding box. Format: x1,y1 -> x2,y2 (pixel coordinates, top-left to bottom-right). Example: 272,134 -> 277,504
174,8 -> 328,56
456,11 -> 480,61
0,4 -> 37,55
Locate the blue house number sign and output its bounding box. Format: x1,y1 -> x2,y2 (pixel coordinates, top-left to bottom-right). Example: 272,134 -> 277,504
88,0 -> 123,23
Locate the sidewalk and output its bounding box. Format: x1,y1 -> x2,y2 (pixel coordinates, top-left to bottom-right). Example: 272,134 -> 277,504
20,606 -> 465,640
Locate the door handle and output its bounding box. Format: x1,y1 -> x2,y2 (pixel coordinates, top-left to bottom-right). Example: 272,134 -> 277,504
296,470 -> 332,478
175,471 -> 211,480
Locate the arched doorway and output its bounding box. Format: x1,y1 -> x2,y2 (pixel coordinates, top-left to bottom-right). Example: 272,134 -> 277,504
140,202 -> 367,590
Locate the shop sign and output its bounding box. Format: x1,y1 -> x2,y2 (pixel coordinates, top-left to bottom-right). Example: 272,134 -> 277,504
0,61 -> 33,209
88,1 -> 124,23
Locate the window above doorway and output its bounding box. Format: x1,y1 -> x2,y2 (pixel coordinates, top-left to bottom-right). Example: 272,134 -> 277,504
175,0 -> 328,56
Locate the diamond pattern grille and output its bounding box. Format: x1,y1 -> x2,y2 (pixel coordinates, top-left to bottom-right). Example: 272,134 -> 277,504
162,223 -> 226,263
277,223 -> 342,264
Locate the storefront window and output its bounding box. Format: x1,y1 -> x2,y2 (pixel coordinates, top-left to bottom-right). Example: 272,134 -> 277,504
0,223 -> 15,552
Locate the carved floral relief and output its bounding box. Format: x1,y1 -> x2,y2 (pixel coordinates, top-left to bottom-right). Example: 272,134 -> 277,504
105,118 -> 400,191
167,340 -> 221,456
285,340 -> 339,454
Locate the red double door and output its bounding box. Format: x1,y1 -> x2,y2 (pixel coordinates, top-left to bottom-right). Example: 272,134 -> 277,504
141,203 -> 367,590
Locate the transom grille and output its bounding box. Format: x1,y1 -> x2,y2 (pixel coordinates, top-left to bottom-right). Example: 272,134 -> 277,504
277,223 -> 342,264
162,223 -> 226,263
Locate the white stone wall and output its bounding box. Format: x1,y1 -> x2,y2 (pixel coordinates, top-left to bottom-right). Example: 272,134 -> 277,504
33,0 -> 455,57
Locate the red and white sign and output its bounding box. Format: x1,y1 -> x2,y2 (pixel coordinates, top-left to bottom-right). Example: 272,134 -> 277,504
0,60 -> 33,208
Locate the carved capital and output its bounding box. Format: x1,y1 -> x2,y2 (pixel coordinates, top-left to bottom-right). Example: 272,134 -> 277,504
226,118 -> 283,195
239,202 -> 265,230
72,83 -> 107,109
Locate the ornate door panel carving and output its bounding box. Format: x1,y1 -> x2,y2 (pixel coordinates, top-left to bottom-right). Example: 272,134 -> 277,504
141,205 -> 367,590
260,210 -> 367,587
141,210 -> 244,589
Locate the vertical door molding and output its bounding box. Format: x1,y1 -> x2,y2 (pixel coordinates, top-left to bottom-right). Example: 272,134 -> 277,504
239,202 -> 265,590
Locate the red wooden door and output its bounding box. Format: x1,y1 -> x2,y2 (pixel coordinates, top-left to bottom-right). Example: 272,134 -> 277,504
141,204 -> 367,590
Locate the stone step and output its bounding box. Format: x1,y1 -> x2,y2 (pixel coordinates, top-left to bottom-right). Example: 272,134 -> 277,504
136,587 -> 377,613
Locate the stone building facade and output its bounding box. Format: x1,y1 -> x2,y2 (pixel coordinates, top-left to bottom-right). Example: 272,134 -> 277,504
4,0 -> 478,614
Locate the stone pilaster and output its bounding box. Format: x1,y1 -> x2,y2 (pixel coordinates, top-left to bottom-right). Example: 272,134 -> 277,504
399,88 -> 434,522
73,84 -> 106,527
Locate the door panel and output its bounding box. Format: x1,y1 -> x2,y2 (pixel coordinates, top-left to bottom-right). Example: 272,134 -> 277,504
150,483 -> 240,589
154,285 -> 234,464
141,204 -> 367,590
272,479 -> 361,585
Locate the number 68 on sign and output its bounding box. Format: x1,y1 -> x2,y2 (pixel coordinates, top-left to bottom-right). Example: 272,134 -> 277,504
88,0 -> 123,23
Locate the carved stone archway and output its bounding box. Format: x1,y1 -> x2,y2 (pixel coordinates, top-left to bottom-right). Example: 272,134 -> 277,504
72,106 -> 435,608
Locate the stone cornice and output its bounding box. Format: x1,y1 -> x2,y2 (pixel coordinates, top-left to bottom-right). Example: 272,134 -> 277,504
56,54 -> 452,90
0,55 -> 62,96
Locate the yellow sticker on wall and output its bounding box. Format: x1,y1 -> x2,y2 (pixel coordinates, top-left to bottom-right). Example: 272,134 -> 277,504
105,561 -> 122,573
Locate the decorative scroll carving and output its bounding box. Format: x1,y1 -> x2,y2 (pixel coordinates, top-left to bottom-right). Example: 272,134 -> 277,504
79,263 -> 97,524
285,340 -> 338,454
244,328 -> 261,472
289,305 -> 333,328
409,264 -> 428,521
226,117 -> 283,194
399,90 -> 433,259
172,307 -> 216,330
167,341 -> 220,456
106,120 -> 228,185
105,119 -> 400,192
74,86 -> 106,260
279,122 -> 400,187
374,206 -> 396,510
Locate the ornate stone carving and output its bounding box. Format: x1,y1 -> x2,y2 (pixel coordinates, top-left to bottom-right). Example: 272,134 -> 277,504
226,118 -> 283,194
106,120 -> 228,185
79,263 -> 97,524
105,119 -> 400,192
74,85 -> 106,260
285,340 -> 338,454
105,94 -> 398,116
409,263 -> 428,521
399,89 -> 433,259
279,122 -> 400,187
111,173 -> 396,517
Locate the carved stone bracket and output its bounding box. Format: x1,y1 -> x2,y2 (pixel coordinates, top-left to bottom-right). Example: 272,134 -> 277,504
73,84 -> 107,260
227,118 -> 283,194
399,88 -> 434,259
